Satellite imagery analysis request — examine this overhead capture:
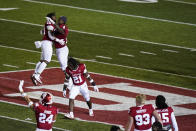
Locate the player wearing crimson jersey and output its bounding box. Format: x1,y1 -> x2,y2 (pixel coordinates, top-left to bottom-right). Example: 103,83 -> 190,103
63,57 -> 99,119
125,94 -> 162,131
54,16 -> 69,72
31,13 -> 65,86
18,80 -> 58,131
153,95 -> 178,131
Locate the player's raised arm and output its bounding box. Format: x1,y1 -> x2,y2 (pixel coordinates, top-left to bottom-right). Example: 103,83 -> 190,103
171,112 -> 178,131
18,80 -> 34,109
84,70 -> 99,92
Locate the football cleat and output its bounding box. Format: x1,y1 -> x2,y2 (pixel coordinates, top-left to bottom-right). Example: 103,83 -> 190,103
89,109 -> 94,117
64,113 -> 74,119
31,75 -> 38,86
34,74 -> 42,84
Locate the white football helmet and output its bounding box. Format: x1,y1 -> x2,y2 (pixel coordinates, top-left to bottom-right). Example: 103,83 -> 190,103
40,92 -> 53,105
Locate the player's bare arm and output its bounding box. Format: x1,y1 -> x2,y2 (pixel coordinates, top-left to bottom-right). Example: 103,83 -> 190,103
84,72 -> 99,92
153,110 -> 163,125
18,80 -> 34,109
125,116 -> 133,131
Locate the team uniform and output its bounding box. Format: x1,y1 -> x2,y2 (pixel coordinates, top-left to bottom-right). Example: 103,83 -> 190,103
65,63 -> 90,101
41,23 -> 56,63
155,107 -> 178,131
128,104 -> 155,131
54,24 -> 69,71
34,102 -> 58,131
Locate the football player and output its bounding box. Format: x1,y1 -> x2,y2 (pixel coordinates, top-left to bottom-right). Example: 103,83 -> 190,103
125,94 -> 162,131
153,95 -> 178,131
18,80 -> 58,131
54,16 -> 69,73
63,57 -> 99,119
31,12 -> 65,86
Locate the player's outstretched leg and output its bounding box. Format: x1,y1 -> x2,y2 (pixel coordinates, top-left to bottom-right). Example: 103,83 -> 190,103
64,99 -> 74,119
86,100 -> 94,116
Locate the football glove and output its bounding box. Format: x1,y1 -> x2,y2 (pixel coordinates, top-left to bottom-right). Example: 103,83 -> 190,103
63,90 -> 66,97
55,38 -> 65,45
93,86 -> 99,92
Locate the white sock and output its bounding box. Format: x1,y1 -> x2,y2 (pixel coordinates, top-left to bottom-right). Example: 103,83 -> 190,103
35,61 -> 41,74
89,109 -> 93,112
36,62 -> 47,75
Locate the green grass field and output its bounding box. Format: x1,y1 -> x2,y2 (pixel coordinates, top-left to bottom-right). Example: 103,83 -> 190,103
0,0 -> 196,130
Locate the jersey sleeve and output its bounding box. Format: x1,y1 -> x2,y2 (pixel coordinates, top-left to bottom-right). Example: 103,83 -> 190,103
83,64 -> 87,74
128,107 -> 134,117
151,104 -> 155,112
33,102 -> 40,112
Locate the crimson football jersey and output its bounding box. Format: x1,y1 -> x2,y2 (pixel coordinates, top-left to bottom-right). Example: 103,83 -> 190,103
54,24 -> 69,48
66,63 -> 87,86
129,104 -> 155,130
43,23 -> 56,41
33,102 -> 58,130
156,107 -> 173,126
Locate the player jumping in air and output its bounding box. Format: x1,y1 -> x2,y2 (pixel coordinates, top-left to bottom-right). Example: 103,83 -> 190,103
18,80 -> 58,131
63,57 -> 99,119
54,16 -> 69,73
125,94 -> 162,131
31,12 -> 65,86
153,95 -> 178,131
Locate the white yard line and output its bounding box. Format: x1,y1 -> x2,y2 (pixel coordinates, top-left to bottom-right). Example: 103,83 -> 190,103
3,64 -> 19,68
165,0 -> 196,5
0,18 -> 195,50
119,53 -> 135,57
0,115 -> 71,131
23,0 -> 196,27
0,44 -> 196,79
26,62 -> 36,65
96,55 -> 112,59
140,51 -> 156,55
51,60 -> 59,63
162,49 -> 179,53
0,8 -> 18,11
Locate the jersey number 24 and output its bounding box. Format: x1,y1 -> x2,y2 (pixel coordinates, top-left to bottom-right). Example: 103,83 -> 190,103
39,113 -> 54,124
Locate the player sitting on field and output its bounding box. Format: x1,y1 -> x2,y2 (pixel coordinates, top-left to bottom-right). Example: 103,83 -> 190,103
18,80 -> 58,131
153,95 -> 178,131
125,94 -> 162,131
63,57 -> 99,119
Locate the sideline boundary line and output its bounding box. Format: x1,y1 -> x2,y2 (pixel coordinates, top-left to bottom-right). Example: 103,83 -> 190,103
0,18 -> 194,50
23,0 -> 196,27
0,44 -> 196,79
165,0 -> 196,5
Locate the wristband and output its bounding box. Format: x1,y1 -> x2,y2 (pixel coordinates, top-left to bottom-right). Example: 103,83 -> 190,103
89,79 -> 94,83
86,74 -> 90,78
22,93 -> 27,97
28,101 -> 33,107
64,82 -> 69,86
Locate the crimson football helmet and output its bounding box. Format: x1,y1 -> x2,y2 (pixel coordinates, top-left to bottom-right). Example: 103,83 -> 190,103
40,92 -> 53,105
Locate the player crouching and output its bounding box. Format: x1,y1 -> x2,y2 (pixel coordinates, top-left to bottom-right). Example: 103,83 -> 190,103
18,80 -> 58,131
63,57 -> 99,119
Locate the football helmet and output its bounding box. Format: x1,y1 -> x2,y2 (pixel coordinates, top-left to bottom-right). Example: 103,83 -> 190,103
40,92 -> 53,105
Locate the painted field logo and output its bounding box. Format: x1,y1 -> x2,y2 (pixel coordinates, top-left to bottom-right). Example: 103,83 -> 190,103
119,0 -> 158,3
0,68 -> 196,129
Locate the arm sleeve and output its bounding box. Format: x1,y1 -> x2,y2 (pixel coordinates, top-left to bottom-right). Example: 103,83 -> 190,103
83,64 -> 87,74
48,31 -> 56,41
171,112 -> 178,131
